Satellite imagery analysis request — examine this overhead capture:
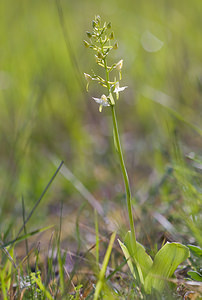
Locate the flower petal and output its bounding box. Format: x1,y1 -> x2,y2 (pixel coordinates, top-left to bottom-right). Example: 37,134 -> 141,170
92,97 -> 103,104
117,86 -> 128,92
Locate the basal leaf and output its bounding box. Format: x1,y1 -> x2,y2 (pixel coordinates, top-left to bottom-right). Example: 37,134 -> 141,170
187,271 -> 202,282
118,231 -> 153,284
124,231 -> 153,282
144,242 -> 190,294
188,245 -> 202,258
118,239 -> 136,279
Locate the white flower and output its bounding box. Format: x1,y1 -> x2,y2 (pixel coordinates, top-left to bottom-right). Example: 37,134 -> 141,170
84,73 -> 92,91
84,73 -> 91,80
92,94 -> 109,106
115,59 -> 123,70
113,82 -> 128,99
115,59 -> 124,80
92,94 -> 110,112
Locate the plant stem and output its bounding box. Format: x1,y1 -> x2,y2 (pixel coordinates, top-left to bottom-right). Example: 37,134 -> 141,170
103,57 -> 137,253
111,105 -> 137,251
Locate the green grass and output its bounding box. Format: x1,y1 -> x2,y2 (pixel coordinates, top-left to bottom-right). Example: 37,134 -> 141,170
0,0 -> 201,298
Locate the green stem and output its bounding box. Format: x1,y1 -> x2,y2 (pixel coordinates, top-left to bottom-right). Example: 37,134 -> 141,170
103,57 -> 137,253
111,105 -> 137,251
103,59 -> 111,91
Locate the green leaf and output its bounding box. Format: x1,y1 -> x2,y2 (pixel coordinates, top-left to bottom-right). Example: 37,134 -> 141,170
118,239 -> 137,279
187,271 -> 202,282
124,231 -> 153,282
144,242 -> 190,294
118,231 -> 153,284
188,245 -> 202,258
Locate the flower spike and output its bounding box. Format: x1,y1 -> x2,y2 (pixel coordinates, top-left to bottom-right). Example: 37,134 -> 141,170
84,16 -> 127,110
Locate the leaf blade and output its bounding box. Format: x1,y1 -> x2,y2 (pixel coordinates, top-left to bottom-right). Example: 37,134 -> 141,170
118,231 -> 153,285
144,242 -> 190,294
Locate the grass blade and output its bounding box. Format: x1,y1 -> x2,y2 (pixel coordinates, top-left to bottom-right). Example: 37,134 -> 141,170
94,232 -> 116,300
0,225 -> 54,249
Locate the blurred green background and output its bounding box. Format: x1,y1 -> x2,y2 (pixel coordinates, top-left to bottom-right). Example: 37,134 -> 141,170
0,1 -> 201,245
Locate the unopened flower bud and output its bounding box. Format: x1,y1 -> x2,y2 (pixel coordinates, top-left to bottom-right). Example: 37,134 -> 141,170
86,31 -> 92,38
83,40 -> 90,47
113,42 -> 118,49
95,15 -> 101,24
109,32 -> 114,40
92,20 -> 96,28
97,52 -> 103,59
107,22 -> 111,29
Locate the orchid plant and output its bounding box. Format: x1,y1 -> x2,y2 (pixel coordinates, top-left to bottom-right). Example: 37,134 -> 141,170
84,15 -> 190,295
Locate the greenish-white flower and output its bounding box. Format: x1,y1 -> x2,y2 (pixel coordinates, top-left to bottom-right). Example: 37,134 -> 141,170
115,59 -> 124,80
84,73 -> 92,91
92,94 -> 110,112
115,59 -> 123,70
114,82 -> 128,99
